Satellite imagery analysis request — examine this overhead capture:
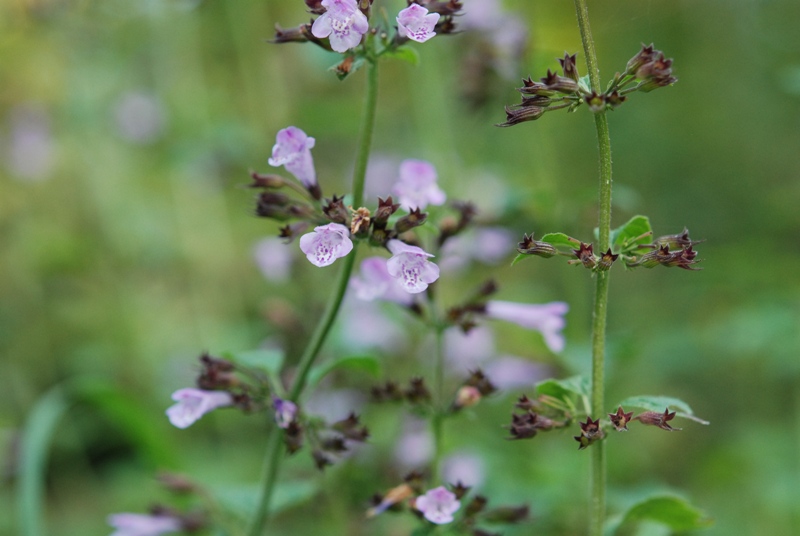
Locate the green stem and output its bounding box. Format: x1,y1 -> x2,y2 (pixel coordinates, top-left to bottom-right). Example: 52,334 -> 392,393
574,1 -> 613,535
431,323 -> 446,480
246,58 -> 380,536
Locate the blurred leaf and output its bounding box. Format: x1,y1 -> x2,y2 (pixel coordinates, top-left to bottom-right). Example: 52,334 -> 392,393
606,494 -> 712,534
618,395 -> 710,425
510,253 -> 528,267
383,46 -> 420,66
331,56 -> 366,81
536,375 -> 589,409
307,355 -> 381,389
609,215 -> 653,254
213,480 -> 318,520
228,349 -> 284,380
578,74 -> 592,93
540,232 -> 581,251
18,386 -> 72,536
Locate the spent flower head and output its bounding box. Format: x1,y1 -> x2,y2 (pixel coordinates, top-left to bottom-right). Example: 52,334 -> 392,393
299,223 -> 354,267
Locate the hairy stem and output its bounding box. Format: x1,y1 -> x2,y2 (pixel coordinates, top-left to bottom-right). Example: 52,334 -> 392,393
431,322 -> 446,479
246,58 -> 380,536
574,1 -> 613,535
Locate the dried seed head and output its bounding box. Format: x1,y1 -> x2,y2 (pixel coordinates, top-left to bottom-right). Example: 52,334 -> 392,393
633,408 -> 682,431
608,406 -> 634,431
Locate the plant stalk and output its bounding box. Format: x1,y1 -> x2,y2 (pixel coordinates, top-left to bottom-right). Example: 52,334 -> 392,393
431,322 -> 446,479
246,58 -> 380,536
574,1 -> 613,535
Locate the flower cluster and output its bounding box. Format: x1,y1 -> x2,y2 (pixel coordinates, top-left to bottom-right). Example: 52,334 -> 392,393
498,44 -> 677,126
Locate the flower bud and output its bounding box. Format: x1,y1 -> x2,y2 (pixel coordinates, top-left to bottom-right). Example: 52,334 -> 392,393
483,505 -> 529,524
625,43 -> 658,74
497,105 -> 545,127
284,420 -> 304,454
248,171 -> 286,189
279,222 -> 310,242
595,248 -> 618,271
465,495 -> 488,517
271,23 -> 311,44
453,385 -> 482,410
517,76 -> 557,97
654,227 -> 702,249
373,196 -> 400,229
584,91 -> 606,113
255,192 -> 292,220
404,377 -> 432,404
332,412 -> 370,442
606,90 -> 627,108
465,369 -> 496,396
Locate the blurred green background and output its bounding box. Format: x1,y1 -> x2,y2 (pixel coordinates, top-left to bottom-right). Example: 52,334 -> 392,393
2,0 -> 799,534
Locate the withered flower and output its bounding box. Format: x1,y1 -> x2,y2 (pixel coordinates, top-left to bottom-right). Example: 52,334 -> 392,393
497,105 -> 545,127
350,206 -> 371,236
558,52 -> 580,82
596,248 -> 619,271
608,406 -> 634,431
517,233 -> 557,258
323,194 -> 349,224
394,207 -> 428,233
633,408 -> 682,431
573,242 -> 597,269
373,196 -> 400,228
541,69 -> 579,94
574,417 -> 604,450
584,91 -> 606,113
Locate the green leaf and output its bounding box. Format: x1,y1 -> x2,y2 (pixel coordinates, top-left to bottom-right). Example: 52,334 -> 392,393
18,386 -> 72,536
536,375 -> 590,400
307,355 -> 381,389
330,56 -> 366,81
213,480 -> 318,520
612,495 -> 712,533
609,215 -> 653,254
618,395 -> 710,425
578,74 -> 592,93
227,349 -> 284,379
383,46 -> 420,66
540,232 -> 581,251
510,253 -> 529,267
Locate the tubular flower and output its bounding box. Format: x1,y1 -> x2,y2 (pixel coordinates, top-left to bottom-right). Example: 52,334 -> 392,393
166,388 -> 234,429
484,300 -> 568,353
268,126 -> 317,188
396,4 -> 440,43
386,239 -> 440,294
415,486 -> 461,524
299,223 -> 354,267
392,159 -> 446,211
350,256 -> 414,304
311,0 -> 369,53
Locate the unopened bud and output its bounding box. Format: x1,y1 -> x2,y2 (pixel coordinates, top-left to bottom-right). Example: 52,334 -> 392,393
373,196 -> 400,228
584,91 -> 606,113
625,43 -> 658,74
595,248 -> 618,271
454,385 -> 482,410
249,171 -> 286,189
483,505 -> 529,524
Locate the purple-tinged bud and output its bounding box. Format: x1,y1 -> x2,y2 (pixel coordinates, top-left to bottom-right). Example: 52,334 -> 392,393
483,505 -> 529,524
497,105 -> 545,127
606,90 -> 627,108
609,406 -> 634,431
464,494 -> 488,517
517,232 -> 557,258
279,222 -> 310,243
573,242 -> 597,269
517,77 -> 557,97
558,52 -> 580,82
541,69 -> 579,94
255,192 -> 292,220
506,411 -> 561,440
394,207 -> 428,233
453,385 -> 482,410
405,377 -> 432,404
584,91 -> 606,113
273,398 -> 298,429
626,244 -> 701,270
636,52 -> 677,92
373,196 -> 400,228
595,248 -> 618,271
626,44 -> 658,74
514,394 -> 537,411
465,369 -> 496,396
574,417 -> 604,450
305,0 -> 325,14
633,408 -> 682,431
654,227 -> 703,249
371,380 -> 404,402
449,481 -> 471,500
249,171 -> 286,189
520,94 -> 554,107
323,194 -> 350,224
350,207 -> 371,237
271,23 -> 311,44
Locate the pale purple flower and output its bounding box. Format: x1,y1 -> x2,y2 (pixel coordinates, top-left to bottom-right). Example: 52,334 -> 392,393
299,223 -> 353,267
350,257 -> 414,304
392,159 -> 446,211
339,297 -> 407,353
107,513 -> 182,536
442,452 -> 485,487
415,486 -> 461,524
268,126 -> 316,187
114,91 -> 166,144
386,239 -> 440,294
485,301 -> 569,353
394,418 -> 433,468
311,0 -> 369,53
253,237 -> 293,282
166,388 -> 233,429
440,227 -> 515,272
273,398 -> 297,428
483,355 -> 550,390
445,326 -> 494,368
396,4 -> 440,43
4,105 -> 54,181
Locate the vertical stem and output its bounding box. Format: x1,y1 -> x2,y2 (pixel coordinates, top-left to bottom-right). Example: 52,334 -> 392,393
246,58 -> 380,536
431,323 -> 446,480
573,1 -> 613,535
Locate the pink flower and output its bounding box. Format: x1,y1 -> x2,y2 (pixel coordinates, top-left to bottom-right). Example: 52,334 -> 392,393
386,239 -> 440,294
166,388 -> 233,429
299,223 -> 353,267
273,398 -> 298,428
311,0 -> 369,53
253,237 -> 293,282
396,4 -> 440,43
107,513 -> 182,536
350,257 -> 414,304
268,126 -> 316,187
485,301 -> 569,353
392,159 -> 446,211
415,486 -> 461,524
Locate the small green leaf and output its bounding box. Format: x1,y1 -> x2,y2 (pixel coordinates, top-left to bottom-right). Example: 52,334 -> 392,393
307,355 -> 381,389
578,74 -> 592,93
613,495 -> 712,533
213,480 -> 318,520
540,232 -> 581,251
511,253 -> 529,267
536,375 -> 590,400
609,215 -> 653,254
383,46 -> 420,66
618,395 -> 710,425
228,349 -> 284,379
